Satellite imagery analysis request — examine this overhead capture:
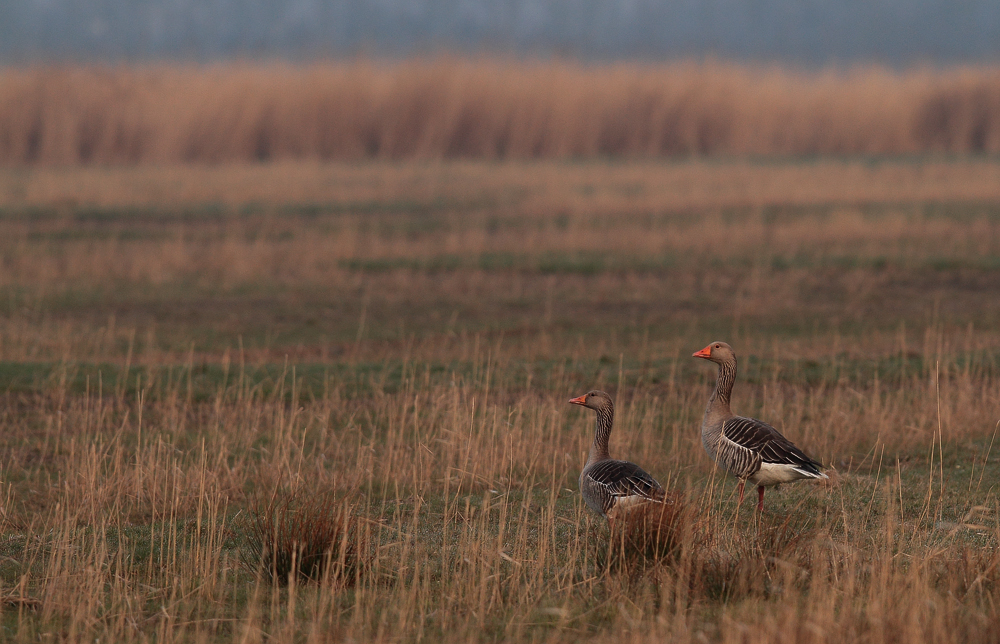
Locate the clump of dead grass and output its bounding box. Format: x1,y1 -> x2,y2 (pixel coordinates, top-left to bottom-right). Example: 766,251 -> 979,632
598,495 -> 823,611
239,488 -> 368,586
694,512 -> 819,602
601,493 -> 701,571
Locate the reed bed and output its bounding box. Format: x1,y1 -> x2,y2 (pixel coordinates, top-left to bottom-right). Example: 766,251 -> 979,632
1,61 -> 1000,165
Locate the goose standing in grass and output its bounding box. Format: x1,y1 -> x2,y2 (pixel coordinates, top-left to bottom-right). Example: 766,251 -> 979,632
569,390 -> 665,522
693,342 -> 827,512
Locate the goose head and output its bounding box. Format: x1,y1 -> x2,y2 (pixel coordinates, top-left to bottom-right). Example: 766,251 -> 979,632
568,390 -> 613,411
692,341 -> 736,364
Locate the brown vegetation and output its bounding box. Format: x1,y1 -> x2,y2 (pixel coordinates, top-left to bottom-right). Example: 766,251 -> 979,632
240,489 -> 366,586
0,160 -> 998,641
1,61 -> 1000,164
606,494 -> 697,567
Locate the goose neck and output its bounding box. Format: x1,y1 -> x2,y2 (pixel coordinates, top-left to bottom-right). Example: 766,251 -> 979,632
709,358 -> 737,411
587,405 -> 614,464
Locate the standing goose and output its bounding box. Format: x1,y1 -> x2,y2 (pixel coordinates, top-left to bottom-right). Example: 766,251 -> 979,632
693,342 -> 827,511
569,390 -> 665,521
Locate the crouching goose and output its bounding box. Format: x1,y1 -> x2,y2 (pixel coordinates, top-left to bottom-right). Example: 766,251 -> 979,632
569,390 -> 665,521
693,342 -> 827,511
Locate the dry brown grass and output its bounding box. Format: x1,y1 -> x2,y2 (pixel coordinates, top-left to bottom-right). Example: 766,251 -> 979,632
1,61 -> 1000,164
239,488 -> 366,586
5,158 -> 1000,209
0,160 -> 997,641
605,494 -> 699,567
1,160 -> 1000,301
2,344 -> 997,642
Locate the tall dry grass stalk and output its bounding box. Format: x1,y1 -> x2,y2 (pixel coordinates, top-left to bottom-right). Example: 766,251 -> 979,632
1,60 -> 1000,164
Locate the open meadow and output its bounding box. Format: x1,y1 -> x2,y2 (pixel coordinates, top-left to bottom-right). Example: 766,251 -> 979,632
0,157 -> 999,642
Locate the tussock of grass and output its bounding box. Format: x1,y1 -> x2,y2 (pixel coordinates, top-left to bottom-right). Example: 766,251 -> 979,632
600,498 -> 819,606
604,494 -> 699,569
692,512 -> 820,603
240,489 -> 366,586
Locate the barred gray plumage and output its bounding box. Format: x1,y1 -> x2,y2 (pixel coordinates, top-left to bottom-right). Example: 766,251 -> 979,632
693,341 -> 827,511
569,390 -> 666,520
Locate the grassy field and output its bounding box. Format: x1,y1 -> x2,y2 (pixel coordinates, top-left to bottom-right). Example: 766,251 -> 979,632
0,158 -> 999,642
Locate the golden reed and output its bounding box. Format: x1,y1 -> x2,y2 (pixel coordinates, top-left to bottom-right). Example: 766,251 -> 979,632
0,59 -> 998,164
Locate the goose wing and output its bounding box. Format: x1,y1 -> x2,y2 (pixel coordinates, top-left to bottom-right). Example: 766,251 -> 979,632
585,459 -> 664,501
722,416 -> 823,476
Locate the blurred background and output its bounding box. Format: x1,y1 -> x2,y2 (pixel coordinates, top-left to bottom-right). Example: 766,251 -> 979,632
2,0 -> 1000,65
0,0 -> 999,353
0,0 -> 998,345
1,1 -> 999,166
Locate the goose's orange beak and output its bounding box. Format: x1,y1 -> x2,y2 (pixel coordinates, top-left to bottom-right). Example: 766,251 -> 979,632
568,394 -> 588,406
692,345 -> 713,359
